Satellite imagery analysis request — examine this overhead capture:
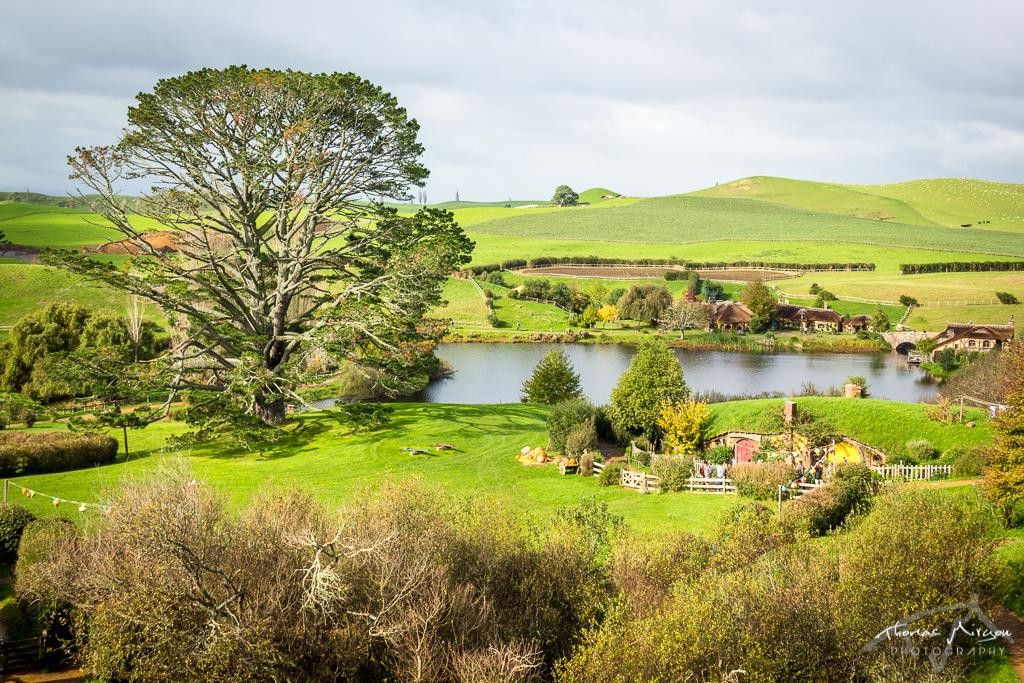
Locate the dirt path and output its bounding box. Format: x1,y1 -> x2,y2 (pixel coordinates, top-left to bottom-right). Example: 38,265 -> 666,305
991,605 -> 1024,681
2,671 -> 84,683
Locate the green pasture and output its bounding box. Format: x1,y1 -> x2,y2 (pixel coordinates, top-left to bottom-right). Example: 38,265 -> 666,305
466,195 -> 1024,258
695,175 -> 1024,233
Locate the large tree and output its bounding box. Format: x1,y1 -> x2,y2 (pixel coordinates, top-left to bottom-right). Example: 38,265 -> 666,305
658,299 -> 711,338
739,279 -> 777,332
609,338 -> 689,439
984,342 -> 1024,527
521,349 -> 583,404
48,67 -> 472,425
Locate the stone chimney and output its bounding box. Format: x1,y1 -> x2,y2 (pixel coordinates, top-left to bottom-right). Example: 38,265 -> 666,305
784,400 -> 797,425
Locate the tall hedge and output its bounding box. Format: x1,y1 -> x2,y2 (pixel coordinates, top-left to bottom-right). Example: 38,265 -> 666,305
0,431 -> 118,476
899,261 -> 1024,275
461,256 -> 875,276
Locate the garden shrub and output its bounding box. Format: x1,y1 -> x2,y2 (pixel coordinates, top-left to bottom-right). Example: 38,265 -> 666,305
651,455 -> 692,492
547,399 -> 596,453
15,517 -> 76,576
0,503 -> 36,563
579,451 -> 596,476
952,447 -> 987,477
703,445 -> 732,464
900,438 -> 938,464
598,461 -> 624,487
785,463 -> 875,535
0,431 -> 118,476
731,462 -> 792,500
996,291 -> 1019,305
564,419 -> 599,456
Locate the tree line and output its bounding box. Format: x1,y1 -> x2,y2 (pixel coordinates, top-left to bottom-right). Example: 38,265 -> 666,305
462,256 -> 876,277
899,261 -> 1024,274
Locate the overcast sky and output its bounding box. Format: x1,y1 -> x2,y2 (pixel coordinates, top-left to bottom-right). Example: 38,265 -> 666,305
2,0 -> 1023,200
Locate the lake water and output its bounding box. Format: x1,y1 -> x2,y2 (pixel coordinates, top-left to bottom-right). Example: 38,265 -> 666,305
415,343 -> 938,404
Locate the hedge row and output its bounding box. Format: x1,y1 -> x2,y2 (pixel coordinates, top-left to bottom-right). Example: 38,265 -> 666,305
0,431 -> 118,477
899,261 -> 1024,275
462,256 -> 875,276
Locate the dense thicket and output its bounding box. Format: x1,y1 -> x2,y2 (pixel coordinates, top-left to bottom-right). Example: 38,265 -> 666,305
0,431 -> 118,476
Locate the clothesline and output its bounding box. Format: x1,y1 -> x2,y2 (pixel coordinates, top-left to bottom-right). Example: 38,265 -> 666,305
4,478 -> 110,513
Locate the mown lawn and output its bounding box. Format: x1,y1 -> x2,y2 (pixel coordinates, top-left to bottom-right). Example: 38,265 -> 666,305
9,403 -> 735,534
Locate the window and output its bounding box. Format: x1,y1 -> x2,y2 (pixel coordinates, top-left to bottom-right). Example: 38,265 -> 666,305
983,340 -> 990,348
968,339 -> 976,347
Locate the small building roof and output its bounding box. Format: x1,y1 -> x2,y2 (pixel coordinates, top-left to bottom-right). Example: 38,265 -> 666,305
933,321 -> 1015,348
709,301 -> 753,324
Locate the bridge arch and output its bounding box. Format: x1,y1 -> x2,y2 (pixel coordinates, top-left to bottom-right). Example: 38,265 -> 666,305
895,341 -> 917,354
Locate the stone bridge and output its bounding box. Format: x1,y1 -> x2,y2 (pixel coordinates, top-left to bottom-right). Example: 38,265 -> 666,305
881,330 -> 932,352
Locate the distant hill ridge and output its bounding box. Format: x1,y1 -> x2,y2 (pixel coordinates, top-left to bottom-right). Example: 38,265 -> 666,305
692,176 -> 1024,232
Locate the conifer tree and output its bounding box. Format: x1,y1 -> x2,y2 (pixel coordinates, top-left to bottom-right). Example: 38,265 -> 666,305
521,350 -> 583,404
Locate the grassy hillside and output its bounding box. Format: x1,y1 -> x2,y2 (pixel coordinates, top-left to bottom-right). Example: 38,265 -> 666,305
578,187 -> 621,204
857,178 -> 1024,232
707,397 -> 991,456
694,176 -> 1024,233
466,195 -> 1024,258
0,202 -> 138,248
693,176 -> 939,225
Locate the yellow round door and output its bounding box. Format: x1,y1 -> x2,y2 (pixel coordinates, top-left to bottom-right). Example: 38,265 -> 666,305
829,442 -> 862,464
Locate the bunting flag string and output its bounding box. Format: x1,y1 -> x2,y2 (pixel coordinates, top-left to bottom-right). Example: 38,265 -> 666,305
6,478 -> 111,514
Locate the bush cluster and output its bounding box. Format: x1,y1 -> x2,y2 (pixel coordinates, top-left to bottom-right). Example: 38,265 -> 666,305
598,461 -> 624,486
731,461 -> 793,499
463,257 -> 876,276
547,400 -> 597,453
0,431 -> 118,476
651,455 -> 693,492
0,503 -> 35,563
785,463 -> 876,535
18,468 -> 619,682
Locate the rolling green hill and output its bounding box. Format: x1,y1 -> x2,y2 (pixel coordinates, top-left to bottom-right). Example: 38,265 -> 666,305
693,176 -> 1024,232
578,187 -> 621,204
465,194 -> 1024,257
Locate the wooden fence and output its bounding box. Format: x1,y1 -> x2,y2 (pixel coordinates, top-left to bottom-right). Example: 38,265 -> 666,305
686,477 -> 737,494
0,634 -> 49,675
870,464 -> 952,480
621,469 -> 661,493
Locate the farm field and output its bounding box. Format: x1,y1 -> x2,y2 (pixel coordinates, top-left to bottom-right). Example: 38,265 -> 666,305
9,398 -> 990,532
466,195 -> 1024,257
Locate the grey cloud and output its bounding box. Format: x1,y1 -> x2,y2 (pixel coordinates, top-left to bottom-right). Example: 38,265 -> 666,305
1,0 -> 1022,199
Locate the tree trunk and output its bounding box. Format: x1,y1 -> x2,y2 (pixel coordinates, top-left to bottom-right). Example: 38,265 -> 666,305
255,391 -> 286,425
123,424 -> 130,460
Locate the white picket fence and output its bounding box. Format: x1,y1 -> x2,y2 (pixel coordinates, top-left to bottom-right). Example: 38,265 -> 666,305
870,464 -> 952,480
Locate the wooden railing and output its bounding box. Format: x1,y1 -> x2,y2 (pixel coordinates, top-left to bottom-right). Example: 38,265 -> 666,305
686,477 -> 737,494
621,469 -> 660,493
871,464 -> 952,480
0,634 -> 48,674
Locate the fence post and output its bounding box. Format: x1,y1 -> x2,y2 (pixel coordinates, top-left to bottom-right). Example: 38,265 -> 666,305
3,480 -> 7,504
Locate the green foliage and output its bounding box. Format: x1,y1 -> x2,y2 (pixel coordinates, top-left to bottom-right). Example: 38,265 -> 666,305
996,291 -> 1019,305
703,445 -> 733,464
0,393 -> 45,427
0,503 -> 35,564
898,438 -> 938,464
484,270 -> 506,287
786,463 -> 875,535
813,289 -> 837,308
564,419 -> 599,457
15,517 -> 76,576
609,338 -> 689,439
952,448 -> 987,477
869,305 -> 891,332
651,455 -> 693,492
731,461 -> 792,499
598,461 -> 624,487
521,350 -> 583,404
552,184 -> 579,207
617,284 -> 672,325
330,402 -> 395,433
1,302 -> 91,400
898,294 -> 920,307
0,431 -> 117,476
740,279 -> 777,331
936,347 -> 959,372
984,341 -> 1024,526
547,399 -> 597,453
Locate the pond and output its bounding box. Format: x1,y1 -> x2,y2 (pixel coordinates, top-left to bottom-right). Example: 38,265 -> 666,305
413,343 -> 938,404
